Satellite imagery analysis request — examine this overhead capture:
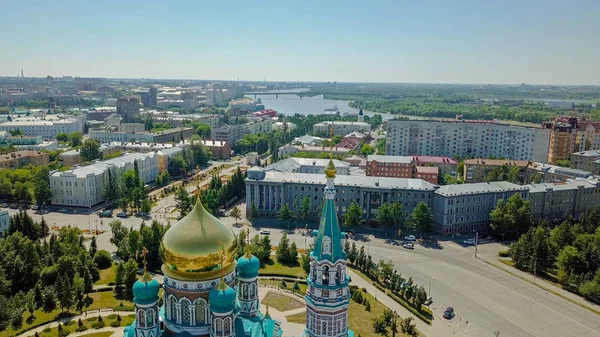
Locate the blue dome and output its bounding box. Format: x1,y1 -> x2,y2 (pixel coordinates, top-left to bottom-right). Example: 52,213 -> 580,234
209,280 -> 237,313
133,273 -> 160,304
237,251 -> 260,278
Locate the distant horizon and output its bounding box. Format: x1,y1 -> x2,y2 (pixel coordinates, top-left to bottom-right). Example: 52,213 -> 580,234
2,0 -> 599,86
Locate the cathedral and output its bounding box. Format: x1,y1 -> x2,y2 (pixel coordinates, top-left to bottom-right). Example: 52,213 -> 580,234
124,156 -> 352,337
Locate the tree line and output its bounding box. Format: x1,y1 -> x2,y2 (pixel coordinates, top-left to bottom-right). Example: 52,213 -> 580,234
102,163 -> 152,214
344,201 -> 434,235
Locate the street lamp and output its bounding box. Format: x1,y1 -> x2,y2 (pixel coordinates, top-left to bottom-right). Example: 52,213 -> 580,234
429,273 -> 437,298
473,230 -> 478,258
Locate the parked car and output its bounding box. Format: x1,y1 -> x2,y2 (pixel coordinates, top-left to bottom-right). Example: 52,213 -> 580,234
463,238 -> 475,245
57,208 -> 68,213
10,204 -> 18,209
443,307 -> 454,319
117,212 -> 128,218
424,297 -> 433,306
402,243 -> 414,250
260,229 -> 271,235
31,205 -> 39,210
404,235 -> 416,241
100,210 -> 112,218
71,209 -> 78,214
1,203 -> 7,208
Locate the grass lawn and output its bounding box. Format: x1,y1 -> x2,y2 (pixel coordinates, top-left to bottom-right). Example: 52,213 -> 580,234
94,264 -> 116,285
87,291 -> 134,310
39,314 -> 135,337
284,288 -> 414,337
259,279 -> 308,295
260,257 -> 306,278
263,291 -> 305,312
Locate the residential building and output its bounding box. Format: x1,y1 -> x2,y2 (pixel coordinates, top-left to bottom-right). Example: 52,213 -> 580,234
526,162 -> 593,183
272,121 -> 296,132
313,121 -> 371,136
50,152 -> 159,207
210,125 -> 245,144
294,135 -> 324,146
412,156 -> 458,177
157,147 -> 184,173
243,118 -> 272,134
116,97 -> 140,123
545,117 -> 600,164
547,122 -> 576,164
415,166 -> 439,184
385,119 -> 550,162
433,182 -> 530,234
14,140 -> 58,151
60,143 -> 121,166
529,179 -> 600,221
278,145 -> 352,158
462,159 -> 530,183
140,86 -> 158,107
0,151 -> 50,169
264,157 -> 351,175
246,168 -> 436,220
570,150 -> 600,173
0,209 -> 8,238
366,155 -> 413,178
89,127 -> 193,144
4,135 -> 43,146
0,117 -> 83,138
87,108 -> 116,121
196,140 -> 231,159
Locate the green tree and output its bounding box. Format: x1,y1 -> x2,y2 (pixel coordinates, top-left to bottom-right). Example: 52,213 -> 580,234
359,144 -> 375,156
344,201 -> 363,228
115,263 -> 124,296
490,193 -> 533,238
141,198 -> 152,215
400,317 -> 417,336
229,207 -> 242,226
73,273 -> 85,313
33,178 -> 52,206
301,253 -> 310,274
68,132 -> 83,147
299,196 -> 312,221
175,186 -> 192,219
123,259 -> 138,298
80,138 -> 101,162
276,233 -> 292,265
196,124 -> 211,138
89,236 -> 97,258
277,203 -> 293,224
56,274 -> 73,313
409,202 -> 433,237
41,286 -> 56,313
248,201 -> 259,223
56,133 -> 68,143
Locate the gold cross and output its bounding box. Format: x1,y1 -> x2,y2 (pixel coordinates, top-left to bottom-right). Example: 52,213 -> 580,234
141,246 -> 149,273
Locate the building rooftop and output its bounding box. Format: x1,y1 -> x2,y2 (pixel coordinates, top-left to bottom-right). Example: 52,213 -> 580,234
571,150 -> 600,157
51,152 -> 155,179
264,157 -> 350,173
367,155 -> 413,164
463,159 -> 530,167
435,181 -> 527,196
415,166 -> 439,174
413,156 -> 458,165
528,179 -> 600,193
529,162 -> 593,177
314,121 -> 371,127
251,171 -> 437,190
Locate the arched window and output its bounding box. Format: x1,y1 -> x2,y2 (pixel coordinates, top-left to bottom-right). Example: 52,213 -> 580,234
323,266 -> 330,285
171,297 -> 178,322
224,317 -> 232,334
146,308 -> 154,326
195,299 -> 206,325
321,321 -> 327,335
215,318 -> 223,334
242,283 -> 248,300
336,320 -> 341,333
249,283 -> 255,298
181,299 -> 191,325
137,309 -> 146,328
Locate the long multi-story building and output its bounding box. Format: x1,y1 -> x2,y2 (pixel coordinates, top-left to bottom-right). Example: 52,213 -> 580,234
526,162 -> 593,183
0,150 -> 49,169
263,157 -> 351,175
570,150 -> 600,173
211,124 -> 246,144
462,159 -> 530,183
89,127 -> 193,143
313,121 -> 371,136
0,117 -> 84,138
366,155 -> 413,178
385,119 -> 550,162
50,152 -> 159,207
545,117 -> 600,164
529,179 -> 600,221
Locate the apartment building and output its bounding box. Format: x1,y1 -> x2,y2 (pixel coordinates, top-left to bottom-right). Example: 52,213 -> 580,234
529,179 -> 600,221
0,117 -> 83,138
545,117 -> 600,164
415,166 -> 439,184
570,150 -> 600,173
116,97 -> 140,123
246,168 -> 436,220
211,124 -> 246,144
413,156 -> 458,177
60,143 -> 121,166
89,127 -> 193,143
0,151 -> 49,169
463,159 -> 530,183
313,121 -> 371,136
277,145 -> 352,158
0,209 -> 8,238
385,119 -> 550,162
264,157 -> 351,175
433,182 -> 530,234
526,162 -> 593,183
365,155 -> 413,178
50,152 -> 159,207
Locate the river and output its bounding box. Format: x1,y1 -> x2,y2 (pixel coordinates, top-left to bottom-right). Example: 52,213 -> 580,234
245,91 -> 399,121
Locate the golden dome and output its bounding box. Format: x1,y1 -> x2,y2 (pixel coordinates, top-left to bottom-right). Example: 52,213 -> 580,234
325,155 -> 337,178
161,196 -> 237,281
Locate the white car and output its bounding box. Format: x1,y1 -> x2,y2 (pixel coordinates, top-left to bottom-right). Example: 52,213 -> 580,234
402,243 -> 414,250
404,235 -> 416,241
31,205 -> 39,210
260,229 -> 271,235
463,238 -> 475,245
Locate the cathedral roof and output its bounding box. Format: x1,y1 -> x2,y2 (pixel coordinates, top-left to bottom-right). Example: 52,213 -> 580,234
132,272 -> 159,305
209,279 -> 237,313
237,248 -> 260,279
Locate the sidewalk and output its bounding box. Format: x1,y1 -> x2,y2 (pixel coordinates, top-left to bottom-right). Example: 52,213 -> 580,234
478,252 -> 600,314
18,311 -> 134,337
347,269 -> 467,337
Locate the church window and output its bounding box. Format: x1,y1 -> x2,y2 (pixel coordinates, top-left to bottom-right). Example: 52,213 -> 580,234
182,300 -> 191,325
215,318 -> 223,333
146,309 -> 154,326
323,290 -> 329,298
137,309 -> 146,328
195,300 -> 206,324
336,321 -> 341,334
242,283 -> 248,300
224,317 -> 231,333
249,283 -> 256,298
170,297 -> 177,322
323,266 -> 330,285
321,322 -> 327,335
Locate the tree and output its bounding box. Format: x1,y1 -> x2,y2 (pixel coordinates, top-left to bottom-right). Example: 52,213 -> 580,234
141,198 -> 152,214
33,178 -> 52,206
56,133 -> 68,143
277,203 -> 293,224
123,259 -> 138,297
175,186 -> 192,219
409,202 -> 433,237
277,233 -> 292,265
89,236 -> 97,258
359,144 -> 375,156
344,201 -> 363,228
229,207 -> 242,226
41,286 -> 56,313
196,124 -> 211,138
372,316 -> 387,335
400,317 -> 417,336
301,253 -> 310,274
56,274 -> 73,313
490,193 -> 533,238
109,220 -> 129,248
68,132 -> 83,147
115,263 -> 124,296
248,202 -> 259,223
93,250 -> 112,269
73,273 -> 85,313
299,196 -> 312,221
80,138 -> 101,162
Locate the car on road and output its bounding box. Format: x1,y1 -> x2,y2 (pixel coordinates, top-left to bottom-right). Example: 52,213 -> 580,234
424,297 -> 433,306
99,210 -> 113,218
117,212 -> 128,218
443,307 -> 454,319
402,243 -> 414,250
57,208 -> 68,213
463,238 -> 475,245
31,205 -> 39,210
71,209 -> 78,214
260,229 -> 271,235
404,235 -> 416,241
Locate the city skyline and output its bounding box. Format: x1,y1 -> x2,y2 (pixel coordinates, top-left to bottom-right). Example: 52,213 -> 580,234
1,0 -> 600,85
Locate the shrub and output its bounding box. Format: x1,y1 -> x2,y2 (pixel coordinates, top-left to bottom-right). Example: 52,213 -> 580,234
78,319 -> 83,327
107,314 -> 117,319
58,329 -> 70,337
43,328 -> 52,333
75,325 -> 88,332
93,250 -> 113,269
110,320 -> 121,327
498,250 -> 510,258
91,321 -> 105,329
87,317 -> 98,322
57,324 -> 63,332
361,287 -> 368,293
365,300 -> 371,312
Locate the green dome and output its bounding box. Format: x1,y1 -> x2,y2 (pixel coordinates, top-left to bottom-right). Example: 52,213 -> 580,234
237,251 -> 260,279
209,279 -> 236,313
133,273 -> 159,305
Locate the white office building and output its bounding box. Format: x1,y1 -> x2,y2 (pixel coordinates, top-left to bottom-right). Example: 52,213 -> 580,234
50,152 -> 159,207
313,121 -> 371,136
385,119 -> 551,162
0,117 -> 84,138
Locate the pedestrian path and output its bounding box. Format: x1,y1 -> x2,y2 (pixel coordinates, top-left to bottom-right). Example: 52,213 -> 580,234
18,311 -> 133,337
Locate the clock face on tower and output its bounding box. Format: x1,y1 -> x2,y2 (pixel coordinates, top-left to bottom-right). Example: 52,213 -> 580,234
322,236 -> 332,255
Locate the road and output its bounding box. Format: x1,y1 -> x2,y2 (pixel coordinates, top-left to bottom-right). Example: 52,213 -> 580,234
11,201 -> 600,336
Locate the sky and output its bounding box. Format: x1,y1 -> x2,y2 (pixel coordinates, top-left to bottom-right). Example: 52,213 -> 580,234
1,0 -> 599,85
